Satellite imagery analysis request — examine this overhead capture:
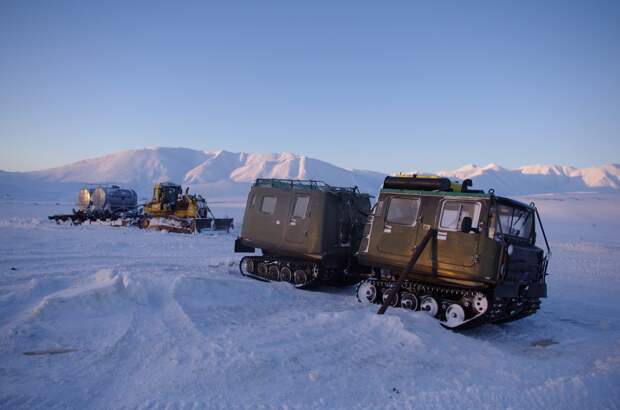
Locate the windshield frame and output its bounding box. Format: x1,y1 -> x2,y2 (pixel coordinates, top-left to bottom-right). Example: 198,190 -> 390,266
492,199 -> 535,244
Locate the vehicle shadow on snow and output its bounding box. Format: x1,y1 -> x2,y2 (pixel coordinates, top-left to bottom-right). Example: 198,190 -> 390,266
462,315 -> 565,356
226,271 -> 571,354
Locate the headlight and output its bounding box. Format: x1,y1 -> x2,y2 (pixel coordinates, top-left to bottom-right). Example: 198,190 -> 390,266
507,244 -> 514,256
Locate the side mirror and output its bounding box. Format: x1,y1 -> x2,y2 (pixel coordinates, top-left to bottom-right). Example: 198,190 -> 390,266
460,216 -> 473,233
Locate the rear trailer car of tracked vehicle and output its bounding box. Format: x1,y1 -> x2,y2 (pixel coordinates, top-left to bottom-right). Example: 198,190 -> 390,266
235,179 -> 371,288
356,175 -> 551,330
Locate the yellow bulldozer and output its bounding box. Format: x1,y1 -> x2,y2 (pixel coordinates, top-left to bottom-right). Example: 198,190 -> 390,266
140,182 -> 233,234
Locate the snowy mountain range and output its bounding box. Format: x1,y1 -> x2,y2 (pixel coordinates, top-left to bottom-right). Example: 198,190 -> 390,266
0,147 -> 618,200
437,163 -> 620,195
0,148 -> 385,200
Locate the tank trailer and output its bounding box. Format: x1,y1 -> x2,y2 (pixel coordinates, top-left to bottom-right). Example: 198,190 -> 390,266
50,183 -> 234,234
48,185 -> 139,224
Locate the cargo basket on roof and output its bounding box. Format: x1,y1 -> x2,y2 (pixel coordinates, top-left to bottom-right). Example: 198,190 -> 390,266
254,178 -> 362,194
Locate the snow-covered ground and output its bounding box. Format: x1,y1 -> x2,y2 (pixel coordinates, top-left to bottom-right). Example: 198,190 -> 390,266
1,194 -> 619,409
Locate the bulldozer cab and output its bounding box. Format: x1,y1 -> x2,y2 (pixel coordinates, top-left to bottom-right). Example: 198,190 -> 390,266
153,183 -> 182,206
142,182 -> 233,233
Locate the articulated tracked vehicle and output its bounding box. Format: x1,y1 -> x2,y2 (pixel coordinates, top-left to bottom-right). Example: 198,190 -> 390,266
235,175 -> 551,330
235,179 -> 371,288
356,175 -> 550,330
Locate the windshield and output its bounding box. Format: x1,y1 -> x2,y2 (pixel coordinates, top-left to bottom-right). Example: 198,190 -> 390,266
495,204 -> 533,240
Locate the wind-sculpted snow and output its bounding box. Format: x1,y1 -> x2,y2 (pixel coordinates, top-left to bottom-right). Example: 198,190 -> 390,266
0,194 -> 619,409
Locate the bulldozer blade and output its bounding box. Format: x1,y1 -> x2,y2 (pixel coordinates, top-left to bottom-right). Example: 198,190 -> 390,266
195,218 -> 212,232
213,218 -> 234,232
143,217 -> 196,234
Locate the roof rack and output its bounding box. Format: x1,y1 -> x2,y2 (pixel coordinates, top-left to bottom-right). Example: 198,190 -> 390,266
254,178 -> 365,194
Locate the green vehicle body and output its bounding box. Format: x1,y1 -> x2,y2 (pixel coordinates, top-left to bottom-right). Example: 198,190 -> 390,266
357,183 -> 548,299
235,175 -> 549,327
236,179 -> 371,271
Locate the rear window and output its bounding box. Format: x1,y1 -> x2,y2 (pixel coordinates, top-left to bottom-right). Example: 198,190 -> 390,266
292,196 -> 310,218
439,201 -> 481,231
260,196 -> 277,214
386,197 -> 420,225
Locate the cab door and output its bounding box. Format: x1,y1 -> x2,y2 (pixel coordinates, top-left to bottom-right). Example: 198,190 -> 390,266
285,194 -> 311,245
254,191 -> 290,244
435,200 -> 482,268
378,196 -> 421,257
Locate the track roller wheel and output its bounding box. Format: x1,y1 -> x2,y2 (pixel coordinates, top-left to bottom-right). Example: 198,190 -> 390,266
268,265 -> 280,281
420,296 -> 439,317
239,257 -> 255,276
382,289 -> 399,307
293,269 -> 308,287
444,304 -> 466,328
400,292 -> 419,311
280,267 -> 292,283
257,263 -> 267,278
356,280 -> 378,304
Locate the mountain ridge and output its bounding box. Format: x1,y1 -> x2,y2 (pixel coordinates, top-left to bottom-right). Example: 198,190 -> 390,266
1,147 -> 618,200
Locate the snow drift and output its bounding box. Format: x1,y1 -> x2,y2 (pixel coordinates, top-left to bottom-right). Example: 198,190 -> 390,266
0,196 -> 619,408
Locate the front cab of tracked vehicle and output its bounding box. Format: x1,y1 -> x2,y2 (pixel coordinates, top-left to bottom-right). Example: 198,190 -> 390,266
356,175 -> 548,300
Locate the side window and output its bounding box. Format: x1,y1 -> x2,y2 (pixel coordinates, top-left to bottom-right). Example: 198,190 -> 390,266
439,202 -> 461,229
439,201 -> 481,231
386,197 -> 420,225
250,194 -> 257,207
260,196 -> 277,214
292,196 -> 310,219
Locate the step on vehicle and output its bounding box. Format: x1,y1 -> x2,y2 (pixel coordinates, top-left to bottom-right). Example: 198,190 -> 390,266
235,179 -> 371,288
356,174 -> 550,330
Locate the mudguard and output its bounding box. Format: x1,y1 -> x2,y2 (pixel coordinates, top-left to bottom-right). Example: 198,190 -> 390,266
235,238 -> 255,253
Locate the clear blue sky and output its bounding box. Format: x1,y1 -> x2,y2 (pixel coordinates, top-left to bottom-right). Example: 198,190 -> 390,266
1,0 -> 619,173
